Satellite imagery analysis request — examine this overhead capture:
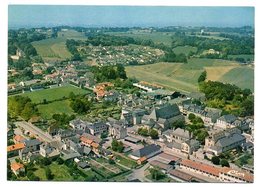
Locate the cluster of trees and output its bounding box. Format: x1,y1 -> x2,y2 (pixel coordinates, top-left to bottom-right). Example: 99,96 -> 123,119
8,96 -> 38,121
137,127 -> 159,139
8,29 -> 46,58
198,71 -> 207,83
91,64 -> 127,82
149,167 -> 166,181
211,156 -> 230,167
66,39 -> 82,61
171,32 -> 254,57
69,93 -> 92,114
187,113 -> 208,143
162,51 -> 187,63
111,139 -> 124,152
51,113 -> 75,129
199,81 -> 254,117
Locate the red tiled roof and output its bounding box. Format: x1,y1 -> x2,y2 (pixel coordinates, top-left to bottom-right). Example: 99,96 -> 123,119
13,135 -> 25,142
11,162 -> 24,171
220,167 -> 253,183
7,143 -> 25,152
80,136 -> 93,145
180,159 -> 221,176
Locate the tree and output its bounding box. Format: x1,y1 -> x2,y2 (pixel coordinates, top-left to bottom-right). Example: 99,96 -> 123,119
20,102 -> 37,121
45,167 -> 54,180
188,113 -> 196,121
149,129 -> 159,139
211,156 -> 220,165
111,139 -> 124,153
171,120 -> 185,129
220,159 -> 230,167
137,127 -> 149,136
150,167 -> 166,180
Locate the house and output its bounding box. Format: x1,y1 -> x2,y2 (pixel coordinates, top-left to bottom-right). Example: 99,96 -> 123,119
88,121 -> 108,136
129,144 -> 161,160
61,149 -> 81,161
169,170 -> 196,182
13,135 -> 26,144
141,104 -> 184,131
137,156 -> 147,165
215,114 -> 237,129
81,133 -> 102,144
181,139 -> 200,155
205,128 -> 246,155
104,90 -> 120,102
19,149 -> 39,162
69,119 -> 90,133
77,161 -> 90,169
133,81 -> 163,92
149,160 -> 173,173
23,139 -> 41,152
108,119 -> 127,139
39,142 -> 60,158
7,143 -> 25,157
54,129 -> 76,141
172,128 -> 192,142
219,167 -> 253,183
11,162 -> 25,176
156,152 -> 181,165
179,159 -> 221,181
202,107 -> 222,124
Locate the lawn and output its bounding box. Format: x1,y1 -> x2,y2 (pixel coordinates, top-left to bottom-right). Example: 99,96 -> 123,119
172,46 -> 197,55
234,153 -> 254,167
21,85 -> 90,104
37,99 -> 75,119
114,153 -> 137,169
34,162 -> 86,181
126,58 -> 254,93
146,172 -> 177,182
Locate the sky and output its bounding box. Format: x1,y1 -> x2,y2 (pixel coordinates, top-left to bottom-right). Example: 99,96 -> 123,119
8,5 -> 254,28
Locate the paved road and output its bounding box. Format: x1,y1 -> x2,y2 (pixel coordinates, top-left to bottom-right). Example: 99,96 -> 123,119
15,121 -> 54,143
127,163 -> 151,182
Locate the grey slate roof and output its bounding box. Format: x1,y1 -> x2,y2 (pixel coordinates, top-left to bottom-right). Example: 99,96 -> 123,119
83,147 -> 91,155
216,133 -> 245,147
24,139 -> 41,147
131,144 -> 161,157
172,128 -> 191,139
218,114 -> 237,123
150,104 -> 181,120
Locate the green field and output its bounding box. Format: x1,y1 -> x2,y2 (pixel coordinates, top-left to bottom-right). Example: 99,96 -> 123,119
126,58 -> 254,93
32,38 -> 72,61
172,46 -> 197,55
32,30 -> 87,62
219,66 -> 254,91
37,99 -> 75,119
228,54 -> 254,61
21,85 -> 89,104
107,31 -> 173,46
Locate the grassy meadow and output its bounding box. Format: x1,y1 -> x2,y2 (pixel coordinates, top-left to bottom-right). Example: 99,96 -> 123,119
32,30 -> 87,62
126,58 -> 254,93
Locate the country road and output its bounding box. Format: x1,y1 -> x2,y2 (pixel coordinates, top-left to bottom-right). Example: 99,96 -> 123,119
15,121 -> 54,142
